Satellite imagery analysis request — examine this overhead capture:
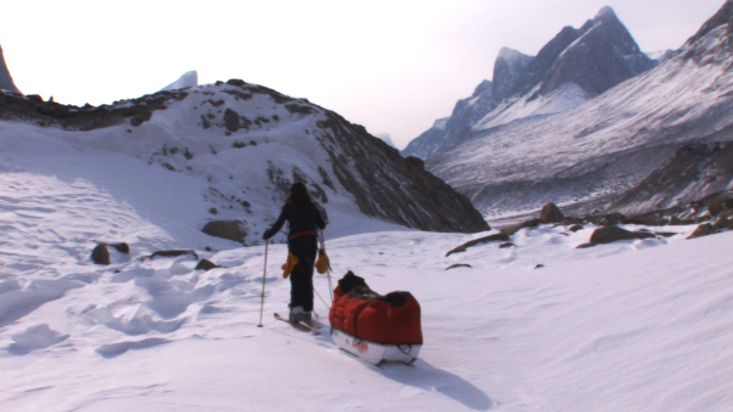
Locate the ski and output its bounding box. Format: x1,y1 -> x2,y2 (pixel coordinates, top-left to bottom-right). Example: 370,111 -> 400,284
273,313 -> 321,335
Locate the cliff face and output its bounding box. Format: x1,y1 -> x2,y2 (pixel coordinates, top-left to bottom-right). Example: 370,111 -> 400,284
0,45 -> 20,94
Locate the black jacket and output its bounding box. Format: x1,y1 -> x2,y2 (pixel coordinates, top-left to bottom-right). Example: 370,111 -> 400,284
264,201 -> 326,240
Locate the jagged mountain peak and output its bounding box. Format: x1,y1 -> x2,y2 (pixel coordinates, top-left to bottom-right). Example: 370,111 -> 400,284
580,6 -> 625,35
497,47 -> 530,63
538,5 -> 654,97
594,6 -> 618,22
0,44 -> 21,94
493,48 -> 533,101
404,7 -> 654,161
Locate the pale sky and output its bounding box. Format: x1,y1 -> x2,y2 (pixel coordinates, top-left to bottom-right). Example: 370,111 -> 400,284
0,0 -> 724,149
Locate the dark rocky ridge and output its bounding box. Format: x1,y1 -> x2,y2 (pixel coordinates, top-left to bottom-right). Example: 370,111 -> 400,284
315,111 -> 489,233
492,49 -> 533,102
0,89 -> 188,130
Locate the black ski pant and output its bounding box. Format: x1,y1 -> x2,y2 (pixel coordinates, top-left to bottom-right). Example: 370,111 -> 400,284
288,236 -> 318,312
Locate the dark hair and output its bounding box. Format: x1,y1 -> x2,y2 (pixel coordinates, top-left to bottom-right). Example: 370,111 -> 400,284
287,182 -> 312,204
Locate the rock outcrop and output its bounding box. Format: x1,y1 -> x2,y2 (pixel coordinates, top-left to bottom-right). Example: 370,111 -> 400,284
0,45 -> 20,94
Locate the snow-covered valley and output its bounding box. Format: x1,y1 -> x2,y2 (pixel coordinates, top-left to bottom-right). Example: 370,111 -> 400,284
1,140 -> 732,411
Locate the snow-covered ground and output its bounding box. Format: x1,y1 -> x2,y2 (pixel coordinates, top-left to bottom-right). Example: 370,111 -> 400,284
2,140 -> 732,411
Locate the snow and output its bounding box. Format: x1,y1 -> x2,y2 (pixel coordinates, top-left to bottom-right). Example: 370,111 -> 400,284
474,82 -> 591,131
160,70 -> 198,92
2,129 -> 733,410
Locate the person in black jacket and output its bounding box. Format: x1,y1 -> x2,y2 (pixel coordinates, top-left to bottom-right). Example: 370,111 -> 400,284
263,182 -> 326,323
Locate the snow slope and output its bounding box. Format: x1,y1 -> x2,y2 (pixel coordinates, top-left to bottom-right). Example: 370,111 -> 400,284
1,145 -> 732,411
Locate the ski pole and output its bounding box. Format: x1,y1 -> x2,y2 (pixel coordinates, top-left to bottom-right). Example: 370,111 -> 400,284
319,231 -> 334,304
257,240 -> 269,327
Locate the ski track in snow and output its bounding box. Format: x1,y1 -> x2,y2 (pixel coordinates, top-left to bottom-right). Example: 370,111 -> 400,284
1,129 -> 733,410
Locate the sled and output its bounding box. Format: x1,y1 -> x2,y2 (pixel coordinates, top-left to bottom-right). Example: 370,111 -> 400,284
331,328 -> 421,365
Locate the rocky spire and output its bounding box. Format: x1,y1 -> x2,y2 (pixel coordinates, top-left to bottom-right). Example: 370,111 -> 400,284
536,6 -> 655,97
0,45 -> 20,94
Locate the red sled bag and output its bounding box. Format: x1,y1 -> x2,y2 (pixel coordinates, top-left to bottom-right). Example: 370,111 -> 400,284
329,271 -> 422,364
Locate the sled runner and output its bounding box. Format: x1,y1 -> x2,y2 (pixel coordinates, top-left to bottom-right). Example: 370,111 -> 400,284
330,328 -> 420,365
329,271 -> 423,365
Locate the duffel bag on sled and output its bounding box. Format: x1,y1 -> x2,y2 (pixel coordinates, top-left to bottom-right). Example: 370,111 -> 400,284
329,271 -> 422,365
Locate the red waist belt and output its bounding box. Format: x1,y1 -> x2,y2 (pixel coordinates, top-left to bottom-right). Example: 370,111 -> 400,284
288,230 -> 317,241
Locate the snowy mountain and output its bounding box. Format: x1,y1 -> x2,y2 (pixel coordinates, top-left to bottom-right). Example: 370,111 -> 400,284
0,79 -> 488,246
403,7 -> 654,160
0,44 -> 20,94
422,2 -> 733,220
160,70 -> 198,92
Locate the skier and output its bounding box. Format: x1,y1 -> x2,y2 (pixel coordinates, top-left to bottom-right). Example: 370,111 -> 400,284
262,182 -> 326,324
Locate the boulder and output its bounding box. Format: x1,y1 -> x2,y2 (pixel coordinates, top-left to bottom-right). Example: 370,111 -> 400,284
223,108 -> 240,132
110,242 -> 130,254
569,224 -> 584,232
446,232 -> 511,256
591,213 -> 627,226
539,203 -> 564,223
714,210 -> 733,230
149,249 -> 199,260
202,220 -> 247,243
501,218 -> 541,236
195,259 -> 219,271
91,243 -> 110,265
688,223 -> 715,240
445,263 -> 473,271
589,226 -> 655,245
226,78 -> 246,87
708,195 -> 733,217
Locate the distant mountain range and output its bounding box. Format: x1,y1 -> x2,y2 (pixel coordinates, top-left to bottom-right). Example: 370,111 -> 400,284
403,7 -> 655,161
404,3 -> 733,220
